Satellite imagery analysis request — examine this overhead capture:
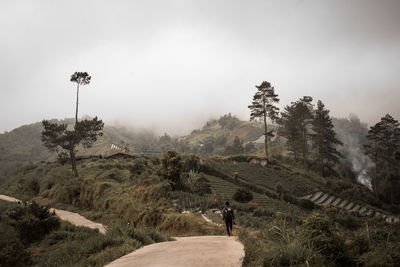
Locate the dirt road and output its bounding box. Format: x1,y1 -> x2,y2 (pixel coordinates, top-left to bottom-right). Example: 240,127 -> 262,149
0,194 -> 106,234
105,235 -> 244,267
1,194 -> 245,266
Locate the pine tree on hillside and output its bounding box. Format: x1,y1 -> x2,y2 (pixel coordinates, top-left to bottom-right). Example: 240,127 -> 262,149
248,81 -> 279,159
278,103 -> 302,160
311,100 -> 342,176
364,122 -> 383,195
41,72 -> 103,177
365,114 -> 400,203
278,96 -> 314,168
70,72 -> 91,124
296,96 -> 314,169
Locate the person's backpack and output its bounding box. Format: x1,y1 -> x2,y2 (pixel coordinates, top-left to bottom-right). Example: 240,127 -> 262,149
222,207 -> 234,220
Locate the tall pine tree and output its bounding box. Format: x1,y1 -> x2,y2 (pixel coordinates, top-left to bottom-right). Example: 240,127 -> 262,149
41,72 -> 103,177
278,96 -> 313,168
365,114 -> 400,203
248,81 -> 279,159
311,100 -> 342,176
279,103 -> 302,160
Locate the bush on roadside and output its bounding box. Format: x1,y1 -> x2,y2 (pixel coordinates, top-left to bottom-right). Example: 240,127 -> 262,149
300,213 -> 352,265
233,188 -> 253,203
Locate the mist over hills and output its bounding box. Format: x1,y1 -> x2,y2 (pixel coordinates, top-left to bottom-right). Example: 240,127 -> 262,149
0,118 -> 157,182
0,113 -> 370,186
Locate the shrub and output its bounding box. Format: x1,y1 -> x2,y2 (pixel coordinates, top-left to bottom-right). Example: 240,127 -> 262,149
129,158 -> 147,175
57,151 -> 70,165
0,223 -> 32,267
263,240 -> 318,267
126,228 -> 153,246
253,208 -> 273,218
233,188 -> 254,203
1,202 -> 60,247
337,214 -> 361,230
349,233 -> 370,255
160,151 -> 183,190
282,193 -> 298,204
184,171 -> 211,196
297,199 -> 318,210
134,207 -> 164,228
191,176 -> 211,196
25,177 -> 40,196
11,202 -> 61,244
182,155 -> 200,172
300,213 -> 350,265
238,230 -> 267,267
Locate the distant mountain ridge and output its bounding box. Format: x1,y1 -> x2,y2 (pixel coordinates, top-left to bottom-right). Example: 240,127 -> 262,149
0,118 -> 158,182
0,115 -> 271,183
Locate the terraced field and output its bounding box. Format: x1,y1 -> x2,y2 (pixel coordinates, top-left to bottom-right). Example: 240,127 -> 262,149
205,174 -> 299,214
207,160 -> 322,196
303,191 -> 400,223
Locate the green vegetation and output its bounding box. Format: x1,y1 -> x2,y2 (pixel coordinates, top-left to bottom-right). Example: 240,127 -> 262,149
1,108 -> 399,266
232,188 -> 253,203
311,100 -> 343,176
41,71 -> 104,177
0,155 -> 220,236
41,117 -> 104,177
0,200 -> 170,267
0,149 -> 399,266
239,210 -> 400,266
278,96 -> 315,169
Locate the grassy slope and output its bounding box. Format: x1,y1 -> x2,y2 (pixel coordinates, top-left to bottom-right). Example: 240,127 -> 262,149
0,156 -> 221,235
1,152 -> 398,266
0,200 -> 172,267
197,157 -> 399,266
181,119 -> 267,146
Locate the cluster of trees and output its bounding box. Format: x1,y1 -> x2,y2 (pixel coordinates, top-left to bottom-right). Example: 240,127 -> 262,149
278,97 -> 342,175
365,114 -> 400,204
248,81 -> 341,176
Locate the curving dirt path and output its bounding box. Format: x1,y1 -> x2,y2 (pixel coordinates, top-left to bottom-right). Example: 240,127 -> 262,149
0,194 -> 106,234
48,208 -> 106,234
1,194 -> 244,266
105,235 -> 244,267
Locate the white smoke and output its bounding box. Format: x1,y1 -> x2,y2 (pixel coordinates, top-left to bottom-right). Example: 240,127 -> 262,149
333,114 -> 374,190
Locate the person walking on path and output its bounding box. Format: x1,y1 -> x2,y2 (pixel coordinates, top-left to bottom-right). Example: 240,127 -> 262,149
222,201 -> 235,236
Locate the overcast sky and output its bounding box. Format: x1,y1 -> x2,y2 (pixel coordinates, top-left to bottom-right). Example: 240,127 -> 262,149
1,0 -> 399,134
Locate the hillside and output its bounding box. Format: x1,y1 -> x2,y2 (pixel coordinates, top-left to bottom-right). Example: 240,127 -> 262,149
1,153 -> 399,266
0,118 -> 160,183
177,114 -> 282,155
0,114 -> 272,183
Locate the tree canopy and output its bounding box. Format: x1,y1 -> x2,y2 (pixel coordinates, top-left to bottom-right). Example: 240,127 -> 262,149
41,117 -> 104,176
248,81 -> 279,159
311,100 -> 342,176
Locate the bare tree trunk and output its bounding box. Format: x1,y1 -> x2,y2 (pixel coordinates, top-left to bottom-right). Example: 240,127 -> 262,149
73,83 -> 79,177
301,122 -> 307,169
373,141 -> 378,197
263,112 -> 269,159
75,83 -> 80,125
70,149 -> 78,177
